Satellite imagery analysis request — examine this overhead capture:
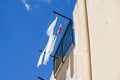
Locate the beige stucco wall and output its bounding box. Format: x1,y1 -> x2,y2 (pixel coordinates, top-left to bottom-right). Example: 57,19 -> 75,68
86,0 -> 120,80
72,0 -> 120,80
74,0 -> 120,80
72,0 -> 92,80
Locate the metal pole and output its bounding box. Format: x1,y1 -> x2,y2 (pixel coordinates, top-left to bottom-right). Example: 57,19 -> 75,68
53,11 -> 72,22
37,76 -> 44,80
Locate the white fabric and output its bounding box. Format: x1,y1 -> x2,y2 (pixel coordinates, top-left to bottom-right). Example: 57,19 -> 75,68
43,35 -> 57,65
37,17 -> 58,67
37,49 -> 45,67
47,17 -> 58,36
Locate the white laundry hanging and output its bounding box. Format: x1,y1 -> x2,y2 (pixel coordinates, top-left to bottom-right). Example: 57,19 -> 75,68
37,17 -> 58,67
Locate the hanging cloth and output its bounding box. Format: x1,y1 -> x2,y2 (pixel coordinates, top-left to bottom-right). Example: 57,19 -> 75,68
37,17 -> 58,67
43,35 -> 57,65
47,17 -> 58,36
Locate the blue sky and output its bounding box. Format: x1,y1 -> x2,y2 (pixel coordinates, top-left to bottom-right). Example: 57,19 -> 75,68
0,0 -> 76,80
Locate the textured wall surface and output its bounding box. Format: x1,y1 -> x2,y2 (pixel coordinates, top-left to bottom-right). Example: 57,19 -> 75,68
87,0 -> 120,80
73,0 -> 92,80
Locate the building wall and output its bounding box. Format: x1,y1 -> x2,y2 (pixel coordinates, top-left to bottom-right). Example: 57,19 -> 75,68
86,0 -> 120,80
72,0 -> 92,80
51,0 -> 120,80
73,0 -> 120,80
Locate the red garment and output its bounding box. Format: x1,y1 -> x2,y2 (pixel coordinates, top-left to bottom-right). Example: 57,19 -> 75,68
57,24 -> 62,36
